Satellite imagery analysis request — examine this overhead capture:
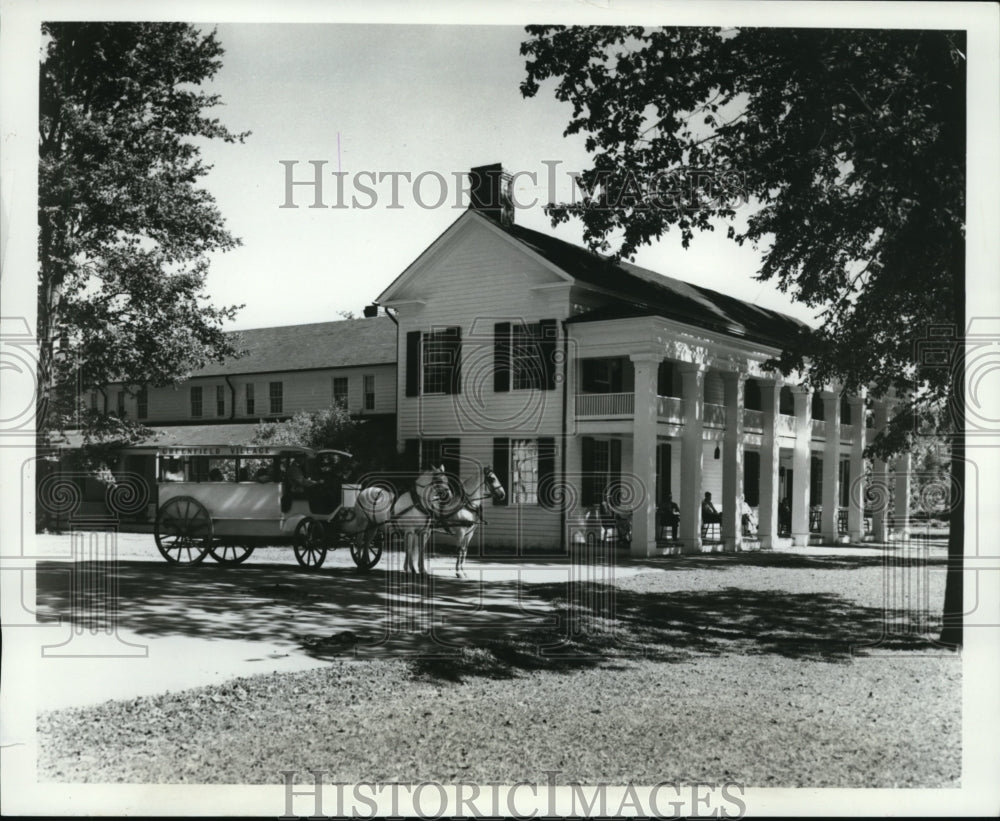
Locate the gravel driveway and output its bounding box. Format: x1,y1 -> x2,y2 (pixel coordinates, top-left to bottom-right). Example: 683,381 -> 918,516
34,536 -> 959,788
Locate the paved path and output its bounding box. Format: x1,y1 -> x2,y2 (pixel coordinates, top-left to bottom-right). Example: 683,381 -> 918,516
27,531 -> 940,711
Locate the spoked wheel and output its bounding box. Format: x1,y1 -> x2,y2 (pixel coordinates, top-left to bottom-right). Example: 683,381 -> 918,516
294,517 -> 328,569
155,496 -> 213,565
349,527 -> 384,571
208,544 -> 255,565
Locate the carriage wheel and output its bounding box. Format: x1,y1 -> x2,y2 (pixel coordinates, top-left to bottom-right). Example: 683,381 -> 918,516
349,527 -> 384,570
208,545 -> 255,565
155,496 -> 212,565
294,517 -> 328,568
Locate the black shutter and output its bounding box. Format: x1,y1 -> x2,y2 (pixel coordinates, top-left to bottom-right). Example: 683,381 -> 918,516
608,438 -> 623,510
581,358 -> 596,393
581,436 -> 595,507
442,437 -> 461,484
537,436 -> 556,510
539,319 -> 557,391
492,437 -> 509,506
494,322 -> 510,393
447,326 -> 462,395
405,331 -> 421,397
404,438 -> 420,472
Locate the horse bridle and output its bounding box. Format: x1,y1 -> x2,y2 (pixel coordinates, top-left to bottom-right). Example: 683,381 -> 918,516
445,467 -> 503,519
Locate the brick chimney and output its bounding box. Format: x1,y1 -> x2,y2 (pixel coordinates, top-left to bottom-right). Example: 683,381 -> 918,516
469,162 -> 514,227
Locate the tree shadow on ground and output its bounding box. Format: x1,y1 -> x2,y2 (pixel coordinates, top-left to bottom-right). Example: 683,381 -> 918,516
36,553 -> 947,685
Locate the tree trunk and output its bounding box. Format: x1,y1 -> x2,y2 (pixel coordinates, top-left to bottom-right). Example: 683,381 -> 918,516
939,430 -> 963,648
939,221 -> 964,649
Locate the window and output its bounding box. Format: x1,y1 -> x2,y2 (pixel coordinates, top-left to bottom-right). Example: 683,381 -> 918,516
245,383 -> 255,416
137,387 -> 148,419
840,396 -> 852,426
363,374 -> 375,410
190,386 -> 203,418
512,324 -> 543,390
779,386 -> 794,415
580,357 -> 631,394
269,381 -> 283,414
811,393 -> 825,421
420,439 -> 444,471
332,377 -> 349,408
116,390 -> 126,417
495,320 -> 557,392
492,437 -> 555,508
510,439 -> 539,504
422,329 -> 459,394
216,385 -> 225,417
581,436 -> 622,507
89,392 -> 98,411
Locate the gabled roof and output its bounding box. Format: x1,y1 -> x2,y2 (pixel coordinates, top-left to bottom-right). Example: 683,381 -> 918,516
195,316 -> 397,377
503,222 -> 812,348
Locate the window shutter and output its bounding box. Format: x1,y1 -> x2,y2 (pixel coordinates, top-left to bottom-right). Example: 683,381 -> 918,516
539,319 -> 557,391
537,436 -> 556,510
404,438 -> 420,473
447,326 -> 462,395
405,331 -> 421,397
581,436 -> 596,507
492,437 -> 509,506
610,438 -> 622,480
494,322 -> 510,393
442,437 -> 461,484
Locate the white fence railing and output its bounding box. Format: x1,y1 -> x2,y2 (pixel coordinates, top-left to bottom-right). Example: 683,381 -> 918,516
703,402 -> 726,428
575,392 -> 635,417
840,423 -> 855,443
743,409 -> 764,431
657,395 -> 684,423
778,414 -> 796,437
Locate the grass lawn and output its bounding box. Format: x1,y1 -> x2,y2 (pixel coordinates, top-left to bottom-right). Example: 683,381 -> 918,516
36,542 -> 960,787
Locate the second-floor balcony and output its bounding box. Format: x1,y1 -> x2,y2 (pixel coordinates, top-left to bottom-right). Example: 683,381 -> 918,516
575,392 -> 852,443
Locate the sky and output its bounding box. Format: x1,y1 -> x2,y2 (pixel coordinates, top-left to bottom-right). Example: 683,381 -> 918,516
193,23 -> 821,332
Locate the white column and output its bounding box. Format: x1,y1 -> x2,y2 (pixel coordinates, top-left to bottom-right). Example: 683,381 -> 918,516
847,395 -> 867,542
791,385 -> 813,547
893,451 -> 912,540
721,372 -> 745,551
871,400 -> 888,543
758,380 -> 781,549
821,391 -> 842,542
679,364 -> 705,553
630,353 -> 661,557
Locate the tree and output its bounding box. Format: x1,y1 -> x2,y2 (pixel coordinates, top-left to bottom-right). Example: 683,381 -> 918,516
252,406 -> 401,480
521,26 -> 965,645
38,23 -> 248,448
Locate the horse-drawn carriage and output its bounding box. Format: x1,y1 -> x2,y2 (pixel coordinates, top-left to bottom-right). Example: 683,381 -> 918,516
145,444 -> 377,568
144,443 -> 506,575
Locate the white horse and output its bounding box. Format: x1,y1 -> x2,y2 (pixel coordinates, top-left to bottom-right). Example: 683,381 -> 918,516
334,465 -> 451,575
433,465 -> 506,578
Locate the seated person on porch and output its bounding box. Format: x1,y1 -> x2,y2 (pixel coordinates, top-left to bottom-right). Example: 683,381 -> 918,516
741,498 -> 758,536
778,499 -> 792,535
661,493 -> 680,540
702,492 -> 722,536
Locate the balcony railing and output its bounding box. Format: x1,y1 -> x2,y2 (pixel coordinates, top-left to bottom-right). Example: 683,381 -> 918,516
703,402 -> 726,428
575,392 -> 634,417
657,395 -> 684,423
743,408 -> 764,432
575,393 -> 847,443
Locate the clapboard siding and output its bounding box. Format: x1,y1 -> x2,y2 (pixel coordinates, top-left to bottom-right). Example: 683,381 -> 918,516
392,221 -> 568,549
